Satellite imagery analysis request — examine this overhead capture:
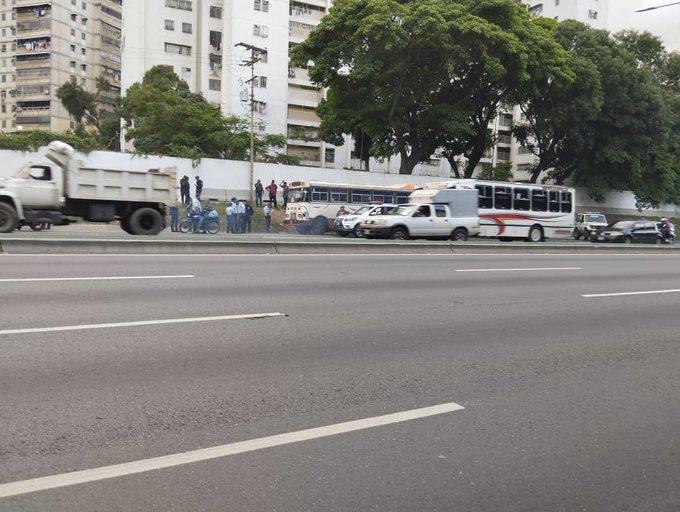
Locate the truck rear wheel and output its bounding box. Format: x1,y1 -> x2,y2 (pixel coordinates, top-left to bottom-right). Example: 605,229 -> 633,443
128,207 -> 163,235
0,203 -> 18,233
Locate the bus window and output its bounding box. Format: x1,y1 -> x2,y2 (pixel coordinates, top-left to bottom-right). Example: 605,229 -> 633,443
494,186 -> 512,210
351,189 -> 371,203
531,190 -> 547,211
549,191 -> 560,212
513,187 -> 530,211
395,192 -> 410,204
476,185 -> 493,209
561,191 -> 572,213
311,187 -> 329,202
372,192 -> 394,204
289,188 -> 310,203
330,188 -> 349,203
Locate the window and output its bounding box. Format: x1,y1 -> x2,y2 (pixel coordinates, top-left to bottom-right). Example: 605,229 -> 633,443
165,19 -> 174,31
182,22 -> 192,34
165,0 -> 192,11
81,32 -> 86,40
71,28 -> 76,36
81,17 -> 87,25
82,1 -> 86,9
434,205 -> 447,218
372,192 -> 394,203
81,64 -> 86,72
260,51 -> 268,63
70,44 -> 76,52
560,191 -> 572,213
311,187 -> 329,202
513,187 -> 530,211
81,48 -> 86,55
71,14 -> 77,21
254,0 -> 269,12
476,185 -> 493,209
208,79 -> 220,91
330,188 -> 348,203
164,42 -> 191,55
351,189 -> 371,203
256,76 -> 267,88
494,186 -> 512,210
413,205 -> 431,218
548,191 -> 560,212
531,190 -> 547,212
253,24 -> 268,38
588,10 -> 598,19
209,6 -> 222,18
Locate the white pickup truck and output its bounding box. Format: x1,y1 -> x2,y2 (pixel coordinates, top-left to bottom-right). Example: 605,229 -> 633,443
0,141 -> 176,235
361,188 -> 480,240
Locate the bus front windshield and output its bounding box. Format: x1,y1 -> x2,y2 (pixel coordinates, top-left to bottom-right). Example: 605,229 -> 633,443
289,188 -> 310,203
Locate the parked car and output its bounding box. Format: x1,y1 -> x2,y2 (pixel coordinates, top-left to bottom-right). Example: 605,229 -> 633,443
574,212 -> 608,240
335,204 -> 399,237
592,220 -> 661,244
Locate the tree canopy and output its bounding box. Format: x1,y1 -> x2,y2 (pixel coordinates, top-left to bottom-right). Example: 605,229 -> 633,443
119,66 -> 294,164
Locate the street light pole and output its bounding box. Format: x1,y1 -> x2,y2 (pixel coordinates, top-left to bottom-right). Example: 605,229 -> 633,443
236,42 -> 267,204
635,1 -> 680,11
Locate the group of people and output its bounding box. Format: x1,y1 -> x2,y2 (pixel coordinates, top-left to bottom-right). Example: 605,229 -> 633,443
225,197 -> 255,233
254,179 -> 289,209
180,175 -> 203,206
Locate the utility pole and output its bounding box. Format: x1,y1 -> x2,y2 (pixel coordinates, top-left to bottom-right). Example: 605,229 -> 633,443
236,42 -> 267,204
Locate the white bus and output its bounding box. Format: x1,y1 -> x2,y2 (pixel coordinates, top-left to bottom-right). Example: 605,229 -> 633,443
285,181 -> 415,234
423,179 -> 575,241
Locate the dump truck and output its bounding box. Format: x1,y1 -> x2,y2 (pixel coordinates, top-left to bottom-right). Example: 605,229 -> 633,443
0,141 -> 176,235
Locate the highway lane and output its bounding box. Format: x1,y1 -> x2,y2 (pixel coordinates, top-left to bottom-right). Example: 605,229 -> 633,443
1,253 -> 679,511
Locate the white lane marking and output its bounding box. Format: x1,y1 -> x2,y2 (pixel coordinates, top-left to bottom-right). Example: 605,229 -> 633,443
456,267 -> 582,272
0,275 -> 194,283
0,402 -> 464,499
0,312 -> 286,336
583,288 -> 680,298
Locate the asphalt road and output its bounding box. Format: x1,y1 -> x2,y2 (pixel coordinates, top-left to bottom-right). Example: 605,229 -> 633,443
1,252 -> 679,511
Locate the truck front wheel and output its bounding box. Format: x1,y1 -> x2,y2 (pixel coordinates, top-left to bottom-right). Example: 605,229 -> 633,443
0,203 -> 18,233
128,207 -> 163,235
390,227 -> 409,240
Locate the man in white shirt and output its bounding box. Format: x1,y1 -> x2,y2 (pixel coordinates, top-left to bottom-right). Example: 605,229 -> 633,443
226,201 -> 236,234
237,200 -> 246,233
190,195 -> 203,232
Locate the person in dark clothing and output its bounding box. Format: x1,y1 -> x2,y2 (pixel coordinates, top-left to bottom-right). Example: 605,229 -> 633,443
265,180 -> 278,208
180,176 -> 190,205
169,202 -> 180,232
244,201 -> 254,233
280,181 -> 290,210
195,176 -> 203,198
254,179 -> 264,206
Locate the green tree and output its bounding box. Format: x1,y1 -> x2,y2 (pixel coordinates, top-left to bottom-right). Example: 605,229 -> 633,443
291,0 -> 570,176
479,161 -> 513,181
0,130 -> 102,153
120,65 -> 290,162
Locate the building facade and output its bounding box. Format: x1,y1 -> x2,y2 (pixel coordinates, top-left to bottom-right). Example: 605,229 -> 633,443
0,0 -> 122,133
122,0 -> 334,167
524,0 -> 609,29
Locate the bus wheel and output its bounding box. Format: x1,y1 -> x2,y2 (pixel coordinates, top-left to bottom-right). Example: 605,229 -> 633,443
451,228 -> 468,241
310,216 -> 328,235
390,227 -> 408,240
528,225 -> 544,243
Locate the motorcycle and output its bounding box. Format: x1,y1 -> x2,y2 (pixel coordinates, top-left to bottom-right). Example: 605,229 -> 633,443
658,221 -> 675,245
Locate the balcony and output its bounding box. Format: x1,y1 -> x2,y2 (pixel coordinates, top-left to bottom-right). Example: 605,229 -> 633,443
15,0 -> 52,7
16,39 -> 51,55
16,19 -> 51,37
16,72 -> 50,85
16,57 -> 50,69
288,85 -> 321,105
287,67 -> 311,85
287,107 -> 320,126
497,134 -> 512,145
290,6 -> 324,24
15,86 -> 50,100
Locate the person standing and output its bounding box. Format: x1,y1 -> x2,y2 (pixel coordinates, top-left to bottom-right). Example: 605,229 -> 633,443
169,202 -> 180,232
244,201 -> 254,233
237,199 -> 247,233
280,181 -> 290,210
226,201 -> 236,234
264,204 -> 272,232
265,180 -> 278,208
254,179 -> 264,207
195,176 -> 203,198
190,195 -> 203,233
180,176 -> 189,205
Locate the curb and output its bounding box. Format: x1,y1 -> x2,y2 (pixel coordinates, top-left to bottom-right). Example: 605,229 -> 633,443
0,238 -> 677,255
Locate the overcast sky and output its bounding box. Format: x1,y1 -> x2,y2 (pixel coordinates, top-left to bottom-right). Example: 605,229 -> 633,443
608,0 -> 680,51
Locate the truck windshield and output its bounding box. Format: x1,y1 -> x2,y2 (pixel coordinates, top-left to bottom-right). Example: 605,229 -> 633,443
394,205 -> 417,216
585,214 -> 606,223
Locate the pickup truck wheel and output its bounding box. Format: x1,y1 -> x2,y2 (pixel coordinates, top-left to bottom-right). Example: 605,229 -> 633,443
353,224 -> 363,238
452,228 -> 468,241
0,203 -> 18,233
310,216 -> 328,235
128,207 -> 163,235
390,227 -> 408,240
573,230 -> 581,240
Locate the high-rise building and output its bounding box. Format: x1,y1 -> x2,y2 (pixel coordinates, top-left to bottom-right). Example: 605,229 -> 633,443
122,0 -> 332,166
0,0 -> 123,133
524,0 -> 609,29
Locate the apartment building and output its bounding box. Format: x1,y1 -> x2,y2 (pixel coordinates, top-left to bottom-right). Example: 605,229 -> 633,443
0,0 -> 122,133
122,0 -> 334,166
524,0 -> 609,29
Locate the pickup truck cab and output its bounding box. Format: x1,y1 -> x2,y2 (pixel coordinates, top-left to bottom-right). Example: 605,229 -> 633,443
335,203 -> 399,237
361,189 -> 480,241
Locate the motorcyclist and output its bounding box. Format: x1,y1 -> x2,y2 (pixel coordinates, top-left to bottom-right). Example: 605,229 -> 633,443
659,217 -> 674,243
